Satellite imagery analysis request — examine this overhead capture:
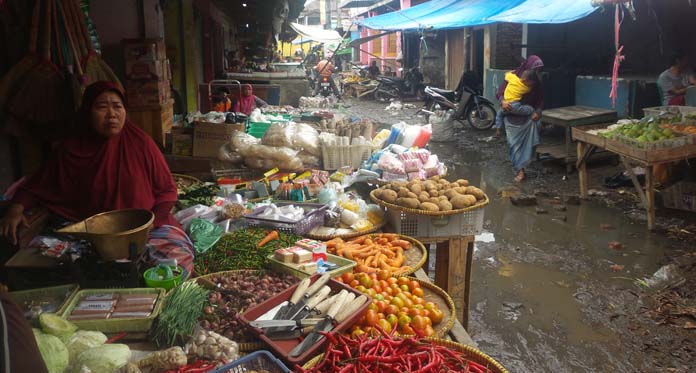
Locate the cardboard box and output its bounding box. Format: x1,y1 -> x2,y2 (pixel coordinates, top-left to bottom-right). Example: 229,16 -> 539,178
171,127 -> 193,156
126,79 -> 170,107
128,101 -> 174,148
193,121 -> 245,158
126,59 -> 166,80
123,38 -> 166,61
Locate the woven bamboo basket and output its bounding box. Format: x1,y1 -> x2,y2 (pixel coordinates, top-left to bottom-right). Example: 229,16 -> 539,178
408,277 -> 456,338
192,269 -> 296,352
304,220 -> 386,241
370,189 -> 489,216
173,173 -> 202,188
324,233 -> 427,276
302,338 -> 507,372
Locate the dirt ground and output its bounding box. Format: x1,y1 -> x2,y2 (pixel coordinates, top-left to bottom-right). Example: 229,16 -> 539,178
338,98 -> 696,372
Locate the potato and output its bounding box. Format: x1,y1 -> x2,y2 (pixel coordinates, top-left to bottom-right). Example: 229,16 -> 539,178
418,192 -> 431,203
406,191 -> 418,199
428,197 -> 441,204
431,176 -> 441,181
465,186 -> 486,200
398,187 -> 411,198
373,189 -> 383,199
381,189 -> 398,203
453,186 -> 468,195
391,180 -> 408,189
429,190 -> 440,197
444,189 -> 461,199
422,180 -> 437,190
451,194 -> 477,209
420,202 -> 440,212
438,179 -> 449,185
396,197 -> 420,209
437,200 -> 453,211
438,195 -> 449,201
455,179 -> 470,187
408,183 -> 423,195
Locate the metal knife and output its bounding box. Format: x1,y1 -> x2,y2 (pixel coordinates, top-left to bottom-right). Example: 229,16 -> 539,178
287,285 -> 332,321
274,277 -> 311,320
250,318 -> 323,329
289,293 -> 368,357
265,324 -> 316,340
281,273 -> 331,321
289,290 -> 350,358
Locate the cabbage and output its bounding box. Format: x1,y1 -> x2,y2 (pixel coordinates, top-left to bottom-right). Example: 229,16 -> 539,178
39,313 -> 78,340
73,344 -> 131,373
66,331 -> 108,362
34,331 -> 69,373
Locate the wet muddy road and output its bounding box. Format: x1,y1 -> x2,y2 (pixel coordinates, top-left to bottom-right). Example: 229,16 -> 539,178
339,98 -> 695,372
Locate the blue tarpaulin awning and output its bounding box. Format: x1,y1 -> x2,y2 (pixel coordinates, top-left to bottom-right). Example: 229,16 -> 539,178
488,0 -> 598,24
358,0 -> 599,31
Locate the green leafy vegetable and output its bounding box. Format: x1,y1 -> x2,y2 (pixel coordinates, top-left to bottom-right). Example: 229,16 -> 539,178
34,330 -> 69,373
177,183 -> 220,209
66,330 -> 107,362
151,282 -> 209,348
39,313 -> 78,340
73,344 -> 131,372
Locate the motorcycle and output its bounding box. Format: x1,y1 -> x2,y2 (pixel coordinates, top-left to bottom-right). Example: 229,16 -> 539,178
373,66 -> 425,101
421,71 -> 496,130
317,75 -> 333,97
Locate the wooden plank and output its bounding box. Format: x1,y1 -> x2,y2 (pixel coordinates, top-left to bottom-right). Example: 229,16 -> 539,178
433,238 -> 472,328
646,166 -> 655,230
571,125 -> 608,147
621,157 -> 648,208
578,142 -> 589,198
542,106 -> 617,126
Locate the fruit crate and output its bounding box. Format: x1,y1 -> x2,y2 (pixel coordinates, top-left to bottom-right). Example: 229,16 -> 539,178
386,208 -> 485,238
210,351 -> 290,373
617,133 -> 688,151
321,143 -> 372,170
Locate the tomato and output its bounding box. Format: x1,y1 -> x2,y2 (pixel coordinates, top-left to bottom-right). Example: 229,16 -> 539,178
374,294 -> 384,301
400,307 -> 410,314
390,297 -> 404,309
372,285 -> 382,293
359,275 -> 373,288
423,325 -> 435,337
377,269 -> 390,281
367,303 -> 378,312
387,277 -> 398,285
403,298 -> 414,308
412,297 -> 425,306
378,280 -> 389,289
386,314 -> 398,327
351,329 -> 366,339
335,277 -> 344,283
399,284 -> 410,292
355,285 -> 367,293
400,324 -> 415,335
342,273 -> 355,284
423,316 -> 432,327
412,287 -> 424,298
397,314 -> 412,328
396,292 -> 409,301
385,305 -> 399,315
384,287 -> 394,296
424,302 -> 436,311
350,280 -> 360,288
375,301 -> 387,313
422,309 -> 431,318
408,308 -> 421,318
430,309 -> 444,324
377,319 -> 392,333
390,283 -> 401,292
369,272 -> 378,280
365,310 -> 379,326
377,313 -> 385,321
412,304 -> 424,310
409,280 -> 420,291
366,289 -> 377,298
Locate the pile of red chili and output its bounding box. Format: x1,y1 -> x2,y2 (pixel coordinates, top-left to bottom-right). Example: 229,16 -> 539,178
295,328 -> 492,373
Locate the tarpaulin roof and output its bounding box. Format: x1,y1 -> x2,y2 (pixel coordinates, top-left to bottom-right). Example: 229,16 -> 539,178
290,22 -> 343,43
488,0 -> 598,24
358,0 -> 599,31
357,0 -> 524,31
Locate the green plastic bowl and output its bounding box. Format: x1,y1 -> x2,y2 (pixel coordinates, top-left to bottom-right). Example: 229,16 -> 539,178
143,265 -> 184,290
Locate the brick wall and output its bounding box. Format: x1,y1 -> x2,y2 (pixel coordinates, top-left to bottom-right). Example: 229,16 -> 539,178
494,23 -> 523,70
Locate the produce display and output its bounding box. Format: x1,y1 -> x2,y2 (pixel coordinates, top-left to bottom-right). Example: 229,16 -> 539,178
661,122 -> 696,135
199,270 -> 298,342
177,183 -> 220,210
194,227 -> 302,274
298,327 -> 496,373
600,120 -> 681,143
152,282 -> 210,347
325,234 -> 415,276
372,177 -> 486,212
336,272 -> 445,338
184,328 -> 239,363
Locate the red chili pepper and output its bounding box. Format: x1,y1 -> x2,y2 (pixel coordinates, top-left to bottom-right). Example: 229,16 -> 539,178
105,332 -> 127,344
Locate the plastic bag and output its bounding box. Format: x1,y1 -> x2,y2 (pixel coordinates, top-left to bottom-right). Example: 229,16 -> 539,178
324,207 -> 341,228
217,143 -> 244,163
430,110 -> 456,142
293,122 -> 321,156
642,264 -> 684,289
298,151 -> 321,168
262,122 -> 295,148
372,129 -> 391,149
188,218 -> 224,254
184,327 -> 239,363
377,152 -> 405,174
230,130 -> 260,154
318,188 -> 338,205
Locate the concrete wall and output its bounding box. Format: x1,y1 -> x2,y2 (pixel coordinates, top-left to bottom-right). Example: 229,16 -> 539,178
89,0 -> 141,82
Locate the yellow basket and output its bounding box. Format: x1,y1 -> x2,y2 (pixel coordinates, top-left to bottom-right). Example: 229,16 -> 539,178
303,338 -> 508,372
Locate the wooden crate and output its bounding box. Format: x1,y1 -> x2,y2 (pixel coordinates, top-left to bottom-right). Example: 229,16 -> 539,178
128,100 -> 174,148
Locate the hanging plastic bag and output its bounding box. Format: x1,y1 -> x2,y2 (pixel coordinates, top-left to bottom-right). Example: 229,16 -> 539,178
188,218 -> 224,254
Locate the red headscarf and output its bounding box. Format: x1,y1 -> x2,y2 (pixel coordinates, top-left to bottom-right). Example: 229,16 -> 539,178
12,81 -> 179,227
233,84 -> 256,115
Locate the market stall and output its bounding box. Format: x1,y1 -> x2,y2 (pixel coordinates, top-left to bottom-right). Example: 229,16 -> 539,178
1,95 -> 505,373
572,106 -> 696,230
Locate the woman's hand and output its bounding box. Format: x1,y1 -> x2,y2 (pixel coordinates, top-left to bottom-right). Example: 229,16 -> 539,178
532,112 -> 541,121
501,101 -> 512,111
0,204 -> 28,245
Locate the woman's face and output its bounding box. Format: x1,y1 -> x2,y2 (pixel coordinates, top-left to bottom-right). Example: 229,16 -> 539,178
90,91 -> 126,138
243,86 -> 252,96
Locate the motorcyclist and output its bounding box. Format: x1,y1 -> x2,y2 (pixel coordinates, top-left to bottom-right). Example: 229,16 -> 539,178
368,60 -> 380,80
313,54 -> 341,98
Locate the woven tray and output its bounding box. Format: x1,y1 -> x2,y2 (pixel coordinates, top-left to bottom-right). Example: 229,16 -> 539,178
173,173 -> 202,189
370,189 -> 489,216
325,234 -> 427,276
410,277 -> 456,338
304,220 -> 386,240
193,269 -> 295,352
302,338 -> 508,372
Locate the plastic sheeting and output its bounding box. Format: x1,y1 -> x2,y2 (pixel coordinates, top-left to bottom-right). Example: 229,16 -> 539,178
290,22 -> 343,43
488,0 -> 598,24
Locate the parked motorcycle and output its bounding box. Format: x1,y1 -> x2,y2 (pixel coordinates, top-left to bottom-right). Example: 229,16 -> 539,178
373,66 -> 425,101
421,71 -> 496,130
317,75 -> 333,97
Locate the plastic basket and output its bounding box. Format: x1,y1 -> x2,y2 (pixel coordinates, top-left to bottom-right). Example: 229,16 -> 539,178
662,181 -> 696,212
8,284 -> 79,318
243,202 -> 328,235
386,208 -> 485,238
211,351 -> 290,373
60,288 -> 166,334
321,143 -> 372,170
267,253 -> 356,279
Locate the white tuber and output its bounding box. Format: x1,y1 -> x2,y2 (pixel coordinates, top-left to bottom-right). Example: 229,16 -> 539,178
137,347 -> 187,371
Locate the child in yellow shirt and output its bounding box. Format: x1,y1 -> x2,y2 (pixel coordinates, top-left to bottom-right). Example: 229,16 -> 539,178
495,70 -> 538,133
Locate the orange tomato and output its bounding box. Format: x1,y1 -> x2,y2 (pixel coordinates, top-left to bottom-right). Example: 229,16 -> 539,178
411,315 -> 427,330
390,283 -> 400,291
409,280 -> 420,290
422,309 -> 431,318
379,280 -> 389,289
397,277 -> 410,287
423,316 -> 432,327
377,270 -> 390,281
350,280 -> 360,288
430,309 -> 444,324
390,297 -> 404,309
385,305 -> 399,315
342,273 -> 355,284
399,284 -> 410,292
372,285 -> 382,293
384,287 -> 394,296
386,314 -> 398,327
367,303 -> 378,312
377,319 -> 392,333
402,298 -> 414,308
423,325 -> 435,337
365,310 -> 379,326
408,308 -> 421,318
412,297 -> 425,306
375,300 -> 387,313
400,324 -> 415,335
377,312 -> 385,320
412,287 -> 424,297
387,277 -> 398,285
335,277 -> 344,283
355,285 -> 366,293
424,302 -> 436,311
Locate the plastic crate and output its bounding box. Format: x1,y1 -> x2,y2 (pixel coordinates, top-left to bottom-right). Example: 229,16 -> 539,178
321,144 -> 372,170
662,181 -> 696,212
386,208 -> 485,238
8,284 -> 79,318
267,253 -> 356,279
244,203 -> 328,235
211,351 -> 290,373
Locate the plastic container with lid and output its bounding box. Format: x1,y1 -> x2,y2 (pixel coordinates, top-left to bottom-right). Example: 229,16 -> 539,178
401,124 -> 422,148
386,122 -> 405,145
413,124 -> 432,148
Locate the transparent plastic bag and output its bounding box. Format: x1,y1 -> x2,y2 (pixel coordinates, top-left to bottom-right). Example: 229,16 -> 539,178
230,130 -> 260,154
184,327 -> 239,363
217,143 -> 243,163
298,151 -> 321,168
293,122 -> 321,156
262,122 -> 295,148
377,152 -> 405,174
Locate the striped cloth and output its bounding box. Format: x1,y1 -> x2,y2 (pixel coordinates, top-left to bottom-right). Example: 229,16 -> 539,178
147,225 -> 195,276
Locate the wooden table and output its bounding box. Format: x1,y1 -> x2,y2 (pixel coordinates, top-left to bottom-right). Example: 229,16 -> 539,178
539,105 -> 617,172
573,124 -> 696,230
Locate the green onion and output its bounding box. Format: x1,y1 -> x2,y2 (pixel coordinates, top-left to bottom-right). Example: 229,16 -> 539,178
151,282 -> 209,347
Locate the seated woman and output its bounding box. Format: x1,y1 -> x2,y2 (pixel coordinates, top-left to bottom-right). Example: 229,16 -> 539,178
658,53 -> 696,106
234,84 -> 268,115
0,82 -> 194,275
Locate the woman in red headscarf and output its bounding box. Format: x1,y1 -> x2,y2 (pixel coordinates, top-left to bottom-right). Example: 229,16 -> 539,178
0,81 -> 194,274
233,84 -> 268,115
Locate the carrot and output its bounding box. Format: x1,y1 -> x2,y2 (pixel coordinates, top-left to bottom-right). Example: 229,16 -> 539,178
391,240 -> 411,249
349,236 -> 368,244
257,230 -> 279,248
